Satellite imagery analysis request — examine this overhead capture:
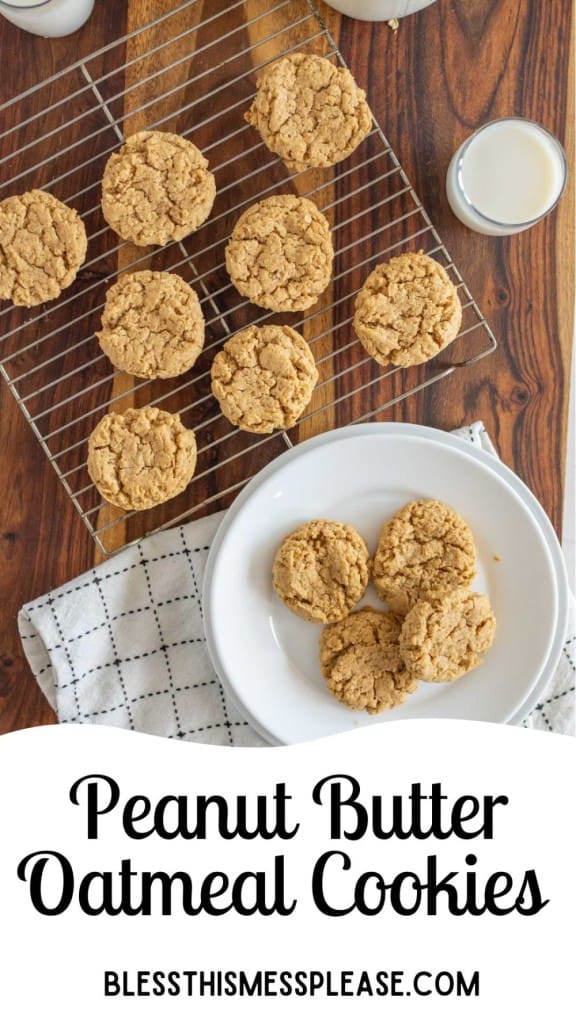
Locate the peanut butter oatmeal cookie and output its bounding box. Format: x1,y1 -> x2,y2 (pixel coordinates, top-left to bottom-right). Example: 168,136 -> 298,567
372,499 -> 477,614
101,131 -> 216,246
400,588 -> 496,682
211,324 -> 318,433
0,189 -> 87,307
273,519 -> 370,624
353,252 -> 462,367
320,606 -> 419,713
225,194 -> 333,312
245,52 -> 372,172
97,270 -> 204,379
87,406 -> 197,510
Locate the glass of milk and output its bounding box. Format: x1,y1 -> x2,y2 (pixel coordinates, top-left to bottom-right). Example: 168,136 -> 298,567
322,1 -> 438,20
0,0 -> 94,37
446,117 -> 567,236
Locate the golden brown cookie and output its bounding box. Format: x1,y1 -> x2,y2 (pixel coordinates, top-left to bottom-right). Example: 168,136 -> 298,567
211,324 -> 318,434
320,606 -> 419,714
353,252 -> 462,367
245,52 -> 372,172
273,519 -> 370,624
400,588 -> 496,682
372,499 -> 477,614
97,270 -> 204,379
0,189 -> 87,307
101,131 -> 216,246
225,194 -> 333,312
87,406 -> 197,510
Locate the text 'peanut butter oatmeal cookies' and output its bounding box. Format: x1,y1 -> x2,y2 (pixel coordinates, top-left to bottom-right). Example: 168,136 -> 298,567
211,324 -> 318,434
97,270 -> 205,379
273,519 -> 370,624
87,407 -> 197,511
0,190 -> 87,307
245,52 -> 372,172
225,194 -> 333,312
372,498 -> 477,614
353,252 -> 462,367
400,588 -> 497,683
320,607 -> 419,714
101,131 -> 216,247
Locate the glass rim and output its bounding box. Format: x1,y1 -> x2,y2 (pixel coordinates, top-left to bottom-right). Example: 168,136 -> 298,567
0,0 -> 53,10
454,116 -> 568,230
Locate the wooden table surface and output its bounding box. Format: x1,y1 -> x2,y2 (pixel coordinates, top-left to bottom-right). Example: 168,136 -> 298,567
0,0 -> 573,734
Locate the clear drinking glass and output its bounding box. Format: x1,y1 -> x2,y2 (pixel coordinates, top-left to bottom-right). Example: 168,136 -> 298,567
321,1 -> 438,21
446,117 -> 568,237
0,0 -> 95,38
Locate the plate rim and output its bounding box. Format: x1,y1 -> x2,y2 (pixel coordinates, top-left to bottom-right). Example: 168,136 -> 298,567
203,423 -> 569,742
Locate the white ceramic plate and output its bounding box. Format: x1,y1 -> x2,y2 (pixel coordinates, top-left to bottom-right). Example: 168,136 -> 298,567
203,424 -> 569,744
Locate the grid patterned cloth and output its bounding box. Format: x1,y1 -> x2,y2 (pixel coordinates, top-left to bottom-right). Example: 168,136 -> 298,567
18,423 -> 575,743
19,518 -> 262,746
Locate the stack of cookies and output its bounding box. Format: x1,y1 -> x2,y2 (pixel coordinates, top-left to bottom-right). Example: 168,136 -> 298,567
272,499 -> 496,715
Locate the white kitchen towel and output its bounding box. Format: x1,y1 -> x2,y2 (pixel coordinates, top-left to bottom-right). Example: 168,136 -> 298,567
19,422 -> 575,743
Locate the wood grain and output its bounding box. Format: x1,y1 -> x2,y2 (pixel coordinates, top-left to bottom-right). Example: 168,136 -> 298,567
0,0 -> 573,734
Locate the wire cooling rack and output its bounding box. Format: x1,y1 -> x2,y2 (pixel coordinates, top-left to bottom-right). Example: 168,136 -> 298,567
0,0 -> 497,556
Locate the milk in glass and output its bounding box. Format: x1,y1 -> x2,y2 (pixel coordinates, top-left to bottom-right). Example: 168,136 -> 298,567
321,1 -> 438,20
0,0 -> 94,37
446,118 -> 567,236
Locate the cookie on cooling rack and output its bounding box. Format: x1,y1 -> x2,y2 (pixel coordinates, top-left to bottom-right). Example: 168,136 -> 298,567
273,519 -> 370,624
225,194 -> 333,312
87,406 -> 197,511
320,606 -> 419,714
0,189 -> 87,307
353,252 -> 462,367
210,324 -> 318,433
400,588 -> 497,683
245,52 -> 372,172
101,130 -> 216,246
97,270 -> 205,379
372,498 -> 477,615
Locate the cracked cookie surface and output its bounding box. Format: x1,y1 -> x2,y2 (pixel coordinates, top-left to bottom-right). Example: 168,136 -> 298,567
354,252 -> 462,367
245,52 -> 372,171
87,406 -> 197,510
400,588 -> 496,682
0,189 -> 87,307
320,606 -> 419,714
372,499 -> 477,614
225,194 -> 333,312
101,131 -> 216,246
97,270 -> 205,379
211,324 -> 318,433
273,519 -> 370,623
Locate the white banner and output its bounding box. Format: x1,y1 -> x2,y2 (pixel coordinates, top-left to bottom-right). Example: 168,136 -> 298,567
0,721 -> 574,1022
